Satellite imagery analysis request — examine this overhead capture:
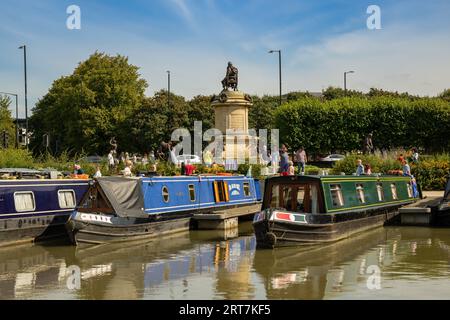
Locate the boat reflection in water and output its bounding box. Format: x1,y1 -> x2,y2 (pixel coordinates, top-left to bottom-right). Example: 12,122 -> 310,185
2,224 -> 450,299
0,242 -> 73,299
69,224 -> 257,299
252,226 -> 450,299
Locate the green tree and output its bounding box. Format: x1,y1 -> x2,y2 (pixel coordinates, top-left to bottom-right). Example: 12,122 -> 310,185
367,87 -> 419,99
249,95 -> 278,131
187,95 -> 214,132
274,96 -> 450,155
128,90 -> 189,153
0,95 -> 16,148
439,89 -> 450,102
322,86 -> 364,100
30,52 -> 148,155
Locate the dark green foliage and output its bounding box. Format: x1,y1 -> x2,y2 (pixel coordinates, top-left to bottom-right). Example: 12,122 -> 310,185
30,52 -> 148,155
187,95 -> 215,132
127,90 -> 189,153
275,97 -> 450,154
439,89 -> 450,102
331,153 -> 450,191
322,86 -> 365,100
249,95 -> 278,131
0,95 -> 16,147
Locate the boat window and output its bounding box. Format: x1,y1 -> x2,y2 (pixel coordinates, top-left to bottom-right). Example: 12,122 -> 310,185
356,184 -> 365,204
58,190 -> 76,208
390,183 -> 398,200
310,185 -> 318,214
162,186 -> 170,203
78,187 -> 113,213
282,186 -> 293,211
330,184 -> 344,207
188,184 -> 196,202
270,185 -> 280,207
14,191 -> 36,212
296,186 -> 306,212
243,182 -> 251,197
213,181 -> 229,203
406,182 -> 413,198
376,183 -> 385,201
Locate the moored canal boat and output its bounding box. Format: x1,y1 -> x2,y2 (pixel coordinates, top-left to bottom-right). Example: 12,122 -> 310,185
253,174 -> 419,248
0,168 -> 90,247
66,175 -> 261,245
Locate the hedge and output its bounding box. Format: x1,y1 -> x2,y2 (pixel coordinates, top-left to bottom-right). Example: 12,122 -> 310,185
274,97 -> 450,154
331,153 -> 450,191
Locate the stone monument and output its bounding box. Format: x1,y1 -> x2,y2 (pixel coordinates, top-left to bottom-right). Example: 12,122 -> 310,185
211,62 -> 256,165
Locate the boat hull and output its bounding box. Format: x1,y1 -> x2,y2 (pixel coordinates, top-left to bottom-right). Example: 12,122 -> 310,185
253,206 -> 402,248
0,213 -> 71,247
0,179 -> 90,247
66,212 -> 192,245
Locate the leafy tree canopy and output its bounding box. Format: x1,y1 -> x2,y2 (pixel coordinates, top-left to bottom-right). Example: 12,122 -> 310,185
30,52 -> 148,155
0,95 -> 16,147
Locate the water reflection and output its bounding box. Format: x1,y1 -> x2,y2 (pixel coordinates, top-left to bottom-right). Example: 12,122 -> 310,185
1,224 -> 450,299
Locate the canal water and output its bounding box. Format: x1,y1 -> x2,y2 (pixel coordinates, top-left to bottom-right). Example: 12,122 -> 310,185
1,223 -> 450,299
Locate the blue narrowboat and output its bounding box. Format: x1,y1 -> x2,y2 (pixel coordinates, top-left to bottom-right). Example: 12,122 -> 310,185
66,175 -> 262,245
0,169 -> 90,247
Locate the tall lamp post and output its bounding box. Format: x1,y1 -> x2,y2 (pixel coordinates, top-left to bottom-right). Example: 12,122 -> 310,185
167,70 -> 171,108
18,45 -> 28,149
268,50 -> 282,106
0,91 -> 19,148
344,70 -> 355,93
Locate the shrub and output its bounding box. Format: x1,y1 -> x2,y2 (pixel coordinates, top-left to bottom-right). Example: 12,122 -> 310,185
411,155 -> 450,191
275,97 -> 450,154
0,148 -> 34,168
331,153 -> 450,190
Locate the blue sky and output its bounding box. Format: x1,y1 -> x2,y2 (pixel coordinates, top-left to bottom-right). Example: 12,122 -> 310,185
1,0 -> 450,117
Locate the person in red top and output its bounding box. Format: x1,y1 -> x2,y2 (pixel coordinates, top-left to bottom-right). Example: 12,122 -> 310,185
184,160 -> 196,175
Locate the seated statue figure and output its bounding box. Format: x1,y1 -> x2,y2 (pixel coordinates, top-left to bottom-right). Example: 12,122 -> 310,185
221,62 -> 238,91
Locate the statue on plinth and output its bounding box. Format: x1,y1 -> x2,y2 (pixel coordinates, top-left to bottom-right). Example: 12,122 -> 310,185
221,62 -> 238,91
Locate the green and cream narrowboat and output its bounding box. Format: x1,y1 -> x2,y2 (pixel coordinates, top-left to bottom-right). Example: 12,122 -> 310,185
253,175 -> 420,248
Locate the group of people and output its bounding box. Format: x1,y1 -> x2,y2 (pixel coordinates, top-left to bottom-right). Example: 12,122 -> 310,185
355,160 -> 372,176
277,144 -> 307,176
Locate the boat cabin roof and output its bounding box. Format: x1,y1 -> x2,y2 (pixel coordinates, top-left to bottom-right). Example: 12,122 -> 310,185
265,174 -> 411,184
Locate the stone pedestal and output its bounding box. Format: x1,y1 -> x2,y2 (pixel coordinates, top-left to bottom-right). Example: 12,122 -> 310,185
211,90 -> 256,163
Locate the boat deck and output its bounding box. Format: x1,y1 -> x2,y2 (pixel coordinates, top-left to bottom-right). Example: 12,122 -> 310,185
192,203 -> 261,230
399,196 -> 443,226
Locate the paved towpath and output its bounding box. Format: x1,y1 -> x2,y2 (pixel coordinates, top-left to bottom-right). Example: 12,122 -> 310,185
422,191 -> 444,197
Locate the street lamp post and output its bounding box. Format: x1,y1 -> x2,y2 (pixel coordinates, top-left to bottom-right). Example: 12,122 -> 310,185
269,50 -> 282,106
0,91 -> 19,148
18,45 -> 28,148
344,70 -> 355,93
167,70 -> 171,109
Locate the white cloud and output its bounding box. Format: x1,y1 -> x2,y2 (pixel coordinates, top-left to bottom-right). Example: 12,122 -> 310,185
288,26 -> 450,95
169,0 -> 196,29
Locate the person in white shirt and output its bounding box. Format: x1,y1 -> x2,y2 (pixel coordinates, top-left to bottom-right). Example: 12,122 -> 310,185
288,161 -> 295,176
93,166 -> 102,178
122,160 -> 133,177
108,150 -> 115,172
